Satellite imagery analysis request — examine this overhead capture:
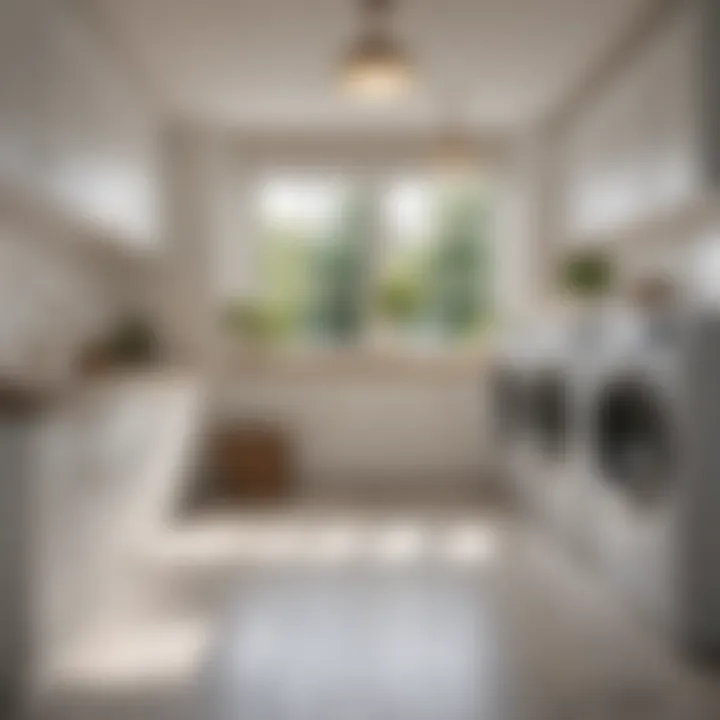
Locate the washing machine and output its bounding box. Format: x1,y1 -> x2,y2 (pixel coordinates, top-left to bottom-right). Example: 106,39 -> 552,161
523,348 -> 573,536
491,321 -> 576,535
527,307 -> 636,555
489,334 -> 538,510
489,364 -> 527,484
588,307 -> 720,655
559,307 -> 641,561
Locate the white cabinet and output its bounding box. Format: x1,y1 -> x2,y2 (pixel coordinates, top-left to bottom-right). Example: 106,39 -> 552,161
562,9 -> 701,242
0,0 -> 47,191
33,377 -> 202,679
642,10 -> 700,217
0,0 -> 160,247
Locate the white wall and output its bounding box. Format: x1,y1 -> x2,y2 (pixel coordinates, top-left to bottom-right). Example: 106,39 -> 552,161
160,128 -> 507,494
494,130 -> 564,319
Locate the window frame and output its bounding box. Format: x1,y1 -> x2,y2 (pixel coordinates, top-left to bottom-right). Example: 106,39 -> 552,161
226,163 -> 497,359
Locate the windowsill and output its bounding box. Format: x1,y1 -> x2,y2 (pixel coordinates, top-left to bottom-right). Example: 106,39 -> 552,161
220,342 -> 494,380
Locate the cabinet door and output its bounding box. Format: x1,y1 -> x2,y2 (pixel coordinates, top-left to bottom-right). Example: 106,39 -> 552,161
643,11 -> 700,213
562,9 -> 701,241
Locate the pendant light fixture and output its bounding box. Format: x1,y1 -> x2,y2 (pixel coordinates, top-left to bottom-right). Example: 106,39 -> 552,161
340,0 -> 415,102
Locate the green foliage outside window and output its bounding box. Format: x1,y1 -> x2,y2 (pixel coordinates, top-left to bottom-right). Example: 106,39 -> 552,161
424,184 -> 491,339
376,180 -> 493,343
222,177 -> 493,349
305,191 -> 372,344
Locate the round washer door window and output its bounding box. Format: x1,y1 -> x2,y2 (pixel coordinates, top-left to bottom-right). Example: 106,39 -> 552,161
492,369 -> 527,443
530,372 -> 568,458
595,379 -> 675,502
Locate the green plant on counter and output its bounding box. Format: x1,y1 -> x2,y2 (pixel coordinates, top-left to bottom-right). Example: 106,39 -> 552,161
558,249 -> 615,300
220,299 -> 283,345
109,314 -> 159,365
375,269 -> 424,327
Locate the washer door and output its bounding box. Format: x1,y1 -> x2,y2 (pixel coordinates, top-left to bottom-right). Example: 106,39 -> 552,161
491,369 -> 527,444
529,371 -> 568,458
595,378 -> 675,502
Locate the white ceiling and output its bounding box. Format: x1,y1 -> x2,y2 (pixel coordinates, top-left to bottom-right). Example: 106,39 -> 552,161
89,0 -> 654,135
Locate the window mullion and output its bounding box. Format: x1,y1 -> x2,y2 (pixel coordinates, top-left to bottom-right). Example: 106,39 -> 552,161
357,174 -> 385,348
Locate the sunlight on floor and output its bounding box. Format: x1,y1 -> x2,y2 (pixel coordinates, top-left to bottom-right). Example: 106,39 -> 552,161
47,515 -> 501,696
50,618 -> 213,690
147,515 -> 501,570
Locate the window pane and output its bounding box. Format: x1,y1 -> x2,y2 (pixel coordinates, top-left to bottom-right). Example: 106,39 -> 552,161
304,188 -> 372,344
245,176 -> 370,347
377,176 -> 493,347
222,173 -> 493,353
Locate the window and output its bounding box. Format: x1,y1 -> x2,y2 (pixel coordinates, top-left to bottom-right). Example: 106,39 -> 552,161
221,172 -> 494,352
378,177 -> 492,347
260,176 -> 370,346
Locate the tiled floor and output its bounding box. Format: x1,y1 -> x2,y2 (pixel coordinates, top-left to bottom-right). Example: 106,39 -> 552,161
35,507 -> 720,720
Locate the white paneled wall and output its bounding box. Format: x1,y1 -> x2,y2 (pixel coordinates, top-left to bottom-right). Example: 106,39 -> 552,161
0,0 -> 159,247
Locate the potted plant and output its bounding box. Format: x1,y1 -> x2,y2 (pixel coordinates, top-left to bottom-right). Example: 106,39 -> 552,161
556,248 -> 617,344
220,299 -> 281,356
109,314 -> 160,366
374,270 -> 423,346
557,248 -> 615,303
77,313 -> 160,376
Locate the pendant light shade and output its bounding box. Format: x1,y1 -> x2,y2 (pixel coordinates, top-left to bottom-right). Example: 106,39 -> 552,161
341,0 -> 414,101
